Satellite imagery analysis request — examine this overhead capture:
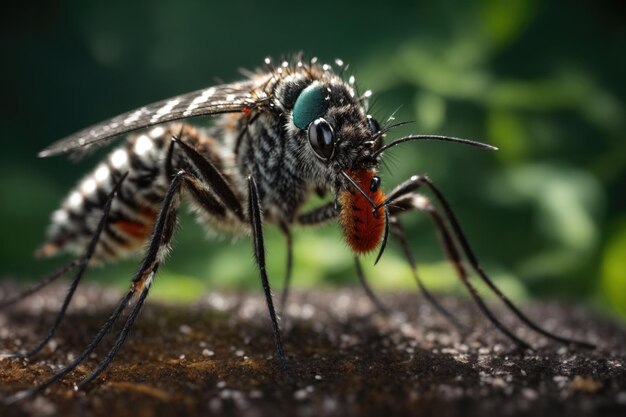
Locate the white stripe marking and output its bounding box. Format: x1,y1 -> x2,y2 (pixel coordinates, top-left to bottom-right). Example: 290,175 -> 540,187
150,99 -> 181,123
110,149 -> 129,169
134,135 -> 154,156
68,192 -> 83,208
52,209 -> 69,224
149,126 -> 166,138
182,88 -> 216,116
95,165 -> 110,182
124,108 -> 146,126
81,178 -> 97,194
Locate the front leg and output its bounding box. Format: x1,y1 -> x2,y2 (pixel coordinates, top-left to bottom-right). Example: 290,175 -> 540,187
389,217 -> 467,331
383,174 -> 594,350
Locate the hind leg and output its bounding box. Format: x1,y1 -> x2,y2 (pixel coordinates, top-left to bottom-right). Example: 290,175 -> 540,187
2,171 -> 185,404
1,173 -> 128,359
3,155 -> 249,403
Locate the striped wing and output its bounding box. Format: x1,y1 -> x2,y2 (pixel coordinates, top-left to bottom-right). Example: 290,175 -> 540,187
39,78 -> 268,157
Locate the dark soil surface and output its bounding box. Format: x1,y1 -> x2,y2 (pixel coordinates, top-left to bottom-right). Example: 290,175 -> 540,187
0,281 -> 625,417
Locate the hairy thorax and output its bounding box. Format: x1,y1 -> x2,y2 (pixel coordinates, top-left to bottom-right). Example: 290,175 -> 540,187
234,113 -> 317,224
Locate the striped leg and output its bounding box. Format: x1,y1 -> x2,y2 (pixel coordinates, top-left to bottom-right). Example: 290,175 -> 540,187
173,133 -> 293,374
382,175 -> 595,350
172,135 -> 243,219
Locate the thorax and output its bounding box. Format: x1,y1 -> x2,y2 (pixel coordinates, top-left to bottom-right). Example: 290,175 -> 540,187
228,112 -> 318,224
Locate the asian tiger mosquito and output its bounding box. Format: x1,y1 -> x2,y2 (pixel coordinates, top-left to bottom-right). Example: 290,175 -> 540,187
1,55 -> 594,404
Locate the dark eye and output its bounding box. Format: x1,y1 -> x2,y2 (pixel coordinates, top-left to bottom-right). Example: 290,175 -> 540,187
367,115 -> 380,134
370,176 -> 381,192
308,118 -> 335,160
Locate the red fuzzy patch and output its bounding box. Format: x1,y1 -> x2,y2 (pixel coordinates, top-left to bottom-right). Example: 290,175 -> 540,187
114,206 -> 157,244
339,170 -> 386,254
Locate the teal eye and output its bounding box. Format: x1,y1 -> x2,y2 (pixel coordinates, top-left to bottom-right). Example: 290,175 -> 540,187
292,83 -> 328,130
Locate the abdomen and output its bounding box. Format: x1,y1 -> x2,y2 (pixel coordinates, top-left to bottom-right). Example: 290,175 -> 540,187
38,124 -> 226,264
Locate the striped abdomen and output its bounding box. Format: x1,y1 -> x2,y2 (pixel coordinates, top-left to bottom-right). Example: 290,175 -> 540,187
338,169 -> 386,254
37,124 -> 226,264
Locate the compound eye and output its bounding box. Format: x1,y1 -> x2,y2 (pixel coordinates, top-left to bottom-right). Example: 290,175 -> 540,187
367,115 -> 381,134
293,83 -> 328,130
370,176 -> 381,192
308,118 -> 335,161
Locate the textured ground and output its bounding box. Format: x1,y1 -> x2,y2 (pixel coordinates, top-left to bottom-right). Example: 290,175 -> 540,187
0,281 -> 625,417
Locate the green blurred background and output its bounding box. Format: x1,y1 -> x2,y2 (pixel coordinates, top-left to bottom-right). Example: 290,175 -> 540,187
2,0 -> 625,318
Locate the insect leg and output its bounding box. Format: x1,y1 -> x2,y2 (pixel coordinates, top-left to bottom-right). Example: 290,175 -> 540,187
296,201 -> 337,226
385,175 -> 594,349
165,139 -> 176,180
76,273 -> 153,390
172,136 -> 244,219
247,176 -> 288,374
183,174 -> 228,217
3,172 -> 184,404
2,173 -> 128,359
387,217 -> 467,331
297,202 -> 390,315
2,290 -> 134,405
0,260 -> 79,310
426,179 -> 595,349
278,222 -> 293,314
77,171 -> 185,389
354,257 -> 389,315
389,193 -> 532,349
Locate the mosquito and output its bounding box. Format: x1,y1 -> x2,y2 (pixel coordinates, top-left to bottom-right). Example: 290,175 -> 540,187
1,55 -> 594,404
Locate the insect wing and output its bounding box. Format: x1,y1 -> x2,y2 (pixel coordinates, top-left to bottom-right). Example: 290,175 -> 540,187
39,79 -> 267,157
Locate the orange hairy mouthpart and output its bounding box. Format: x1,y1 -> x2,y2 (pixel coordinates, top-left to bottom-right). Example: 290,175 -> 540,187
339,169 -> 386,254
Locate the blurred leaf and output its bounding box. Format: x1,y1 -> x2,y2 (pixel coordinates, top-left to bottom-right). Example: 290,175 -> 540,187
601,219 -> 626,318
480,0 -> 536,48
487,110 -> 529,162
151,272 -> 207,303
397,44 -> 491,99
489,164 -> 603,279
415,91 -> 446,131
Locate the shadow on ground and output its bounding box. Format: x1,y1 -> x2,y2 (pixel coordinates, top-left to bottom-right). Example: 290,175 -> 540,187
0,282 -> 625,417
